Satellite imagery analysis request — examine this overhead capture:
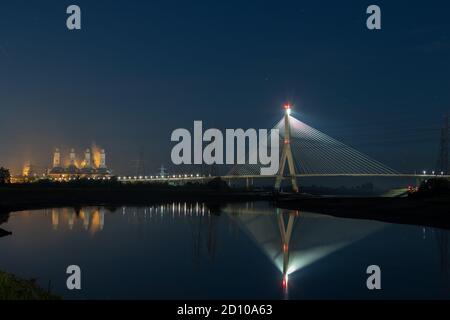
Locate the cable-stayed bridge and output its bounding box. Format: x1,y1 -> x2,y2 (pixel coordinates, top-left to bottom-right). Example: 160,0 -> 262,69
119,105 -> 447,191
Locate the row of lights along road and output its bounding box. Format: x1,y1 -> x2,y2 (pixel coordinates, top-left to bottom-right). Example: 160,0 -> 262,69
118,174 -> 206,180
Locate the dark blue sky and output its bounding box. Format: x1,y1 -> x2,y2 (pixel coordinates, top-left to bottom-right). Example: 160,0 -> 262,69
1,0 -> 449,175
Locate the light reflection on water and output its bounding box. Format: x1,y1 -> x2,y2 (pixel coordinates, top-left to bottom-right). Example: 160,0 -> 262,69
0,202 -> 449,299
47,203 -> 212,234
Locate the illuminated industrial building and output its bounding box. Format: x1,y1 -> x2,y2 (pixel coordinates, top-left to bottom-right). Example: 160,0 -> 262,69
48,147 -> 112,180
10,163 -> 40,183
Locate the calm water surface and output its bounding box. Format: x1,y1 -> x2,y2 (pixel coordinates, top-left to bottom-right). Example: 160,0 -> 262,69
0,202 -> 449,299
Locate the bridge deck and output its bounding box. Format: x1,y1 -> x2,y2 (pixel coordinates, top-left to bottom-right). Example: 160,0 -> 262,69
117,173 -> 449,183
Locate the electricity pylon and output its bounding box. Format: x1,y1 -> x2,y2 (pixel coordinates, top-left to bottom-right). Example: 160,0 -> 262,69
275,104 -> 299,192
437,113 -> 449,175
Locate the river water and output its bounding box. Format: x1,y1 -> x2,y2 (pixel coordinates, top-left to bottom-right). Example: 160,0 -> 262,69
0,202 -> 448,299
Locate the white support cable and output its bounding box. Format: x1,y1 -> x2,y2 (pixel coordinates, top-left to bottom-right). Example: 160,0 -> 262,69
229,115 -> 398,176
288,119 -> 397,174
285,118 -> 398,174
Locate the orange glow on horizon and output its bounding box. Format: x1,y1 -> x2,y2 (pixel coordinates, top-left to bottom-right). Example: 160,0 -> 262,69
22,163 -> 31,176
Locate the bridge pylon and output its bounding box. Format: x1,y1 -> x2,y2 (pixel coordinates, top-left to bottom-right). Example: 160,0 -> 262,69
275,105 -> 299,193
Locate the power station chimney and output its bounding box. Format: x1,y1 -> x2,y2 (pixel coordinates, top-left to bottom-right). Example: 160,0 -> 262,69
53,148 -> 61,168
69,148 -> 76,167
84,148 -> 92,168
100,149 -> 106,168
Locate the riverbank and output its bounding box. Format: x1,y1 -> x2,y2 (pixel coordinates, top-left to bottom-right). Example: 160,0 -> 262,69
2,182 -> 450,229
0,182 -> 271,214
276,196 -> 450,229
0,271 -> 60,300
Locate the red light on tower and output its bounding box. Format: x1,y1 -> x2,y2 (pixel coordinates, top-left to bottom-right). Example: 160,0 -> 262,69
284,104 -> 292,115
282,274 -> 288,289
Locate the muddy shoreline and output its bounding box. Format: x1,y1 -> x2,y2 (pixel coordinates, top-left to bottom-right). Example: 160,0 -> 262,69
275,196 -> 450,229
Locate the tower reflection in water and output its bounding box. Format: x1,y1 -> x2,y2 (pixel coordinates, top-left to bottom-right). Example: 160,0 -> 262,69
50,208 -> 105,234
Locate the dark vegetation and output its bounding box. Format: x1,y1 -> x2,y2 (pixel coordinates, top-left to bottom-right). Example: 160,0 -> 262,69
0,271 -> 60,300
0,167 -> 10,184
410,178 -> 450,198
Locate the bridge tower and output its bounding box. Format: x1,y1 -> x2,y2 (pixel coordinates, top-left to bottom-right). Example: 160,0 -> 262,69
275,105 -> 299,192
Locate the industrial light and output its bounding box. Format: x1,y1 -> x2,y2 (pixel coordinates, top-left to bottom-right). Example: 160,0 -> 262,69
423,170 -> 426,175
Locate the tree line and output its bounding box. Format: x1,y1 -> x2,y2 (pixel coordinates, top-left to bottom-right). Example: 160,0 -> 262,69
0,167 -> 11,184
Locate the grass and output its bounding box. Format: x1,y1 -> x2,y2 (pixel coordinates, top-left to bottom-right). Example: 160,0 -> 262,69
0,271 -> 60,300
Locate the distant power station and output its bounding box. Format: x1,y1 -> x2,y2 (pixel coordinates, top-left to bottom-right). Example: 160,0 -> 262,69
48,147 -> 112,179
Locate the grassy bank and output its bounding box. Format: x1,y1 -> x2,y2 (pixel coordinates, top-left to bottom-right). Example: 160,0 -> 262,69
0,271 -> 60,300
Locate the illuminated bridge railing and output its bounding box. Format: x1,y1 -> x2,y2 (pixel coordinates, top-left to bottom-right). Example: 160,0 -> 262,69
116,173 -> 450,183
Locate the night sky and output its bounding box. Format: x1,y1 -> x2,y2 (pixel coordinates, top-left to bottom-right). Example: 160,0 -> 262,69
1,0 -> 449,175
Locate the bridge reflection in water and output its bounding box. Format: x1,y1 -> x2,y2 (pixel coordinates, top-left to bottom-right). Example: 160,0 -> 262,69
224,203 -> 387,297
